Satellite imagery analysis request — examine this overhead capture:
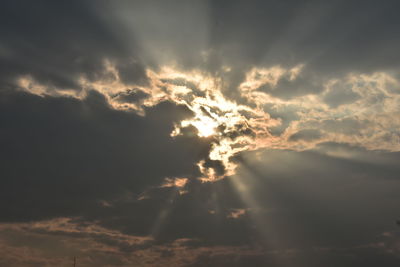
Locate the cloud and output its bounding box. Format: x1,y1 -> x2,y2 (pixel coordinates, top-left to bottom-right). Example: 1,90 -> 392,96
322,80 -> 361,108
288,129 -> 323,142
0,214 -> 399,267
0,0 -> 147,91
2,1 -> 400,266
0,90 -> 212,222
239,66 -> 400,152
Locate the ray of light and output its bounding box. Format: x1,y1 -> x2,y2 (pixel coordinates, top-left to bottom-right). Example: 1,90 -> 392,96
150,187 -> 180,239
228,166 -> 293,265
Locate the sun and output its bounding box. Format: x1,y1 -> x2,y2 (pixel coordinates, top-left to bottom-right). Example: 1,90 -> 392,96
192,117 -> 218,137
181,113 -> 219,137
147,66 -> 273,181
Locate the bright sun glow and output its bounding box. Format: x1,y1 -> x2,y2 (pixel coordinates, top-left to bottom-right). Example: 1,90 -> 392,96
18,62 -> 400,183
139,66 -> 281,181
182,114 -> 218,137
62,65 -> 279,182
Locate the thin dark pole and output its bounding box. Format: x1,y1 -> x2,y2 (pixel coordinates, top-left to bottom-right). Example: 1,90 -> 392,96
73,256 -> 76,267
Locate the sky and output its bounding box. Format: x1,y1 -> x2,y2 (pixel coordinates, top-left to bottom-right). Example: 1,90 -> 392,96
1,0 -> 400,266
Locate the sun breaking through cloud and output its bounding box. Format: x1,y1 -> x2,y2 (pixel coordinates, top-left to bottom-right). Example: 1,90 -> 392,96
16,61 -> 400,182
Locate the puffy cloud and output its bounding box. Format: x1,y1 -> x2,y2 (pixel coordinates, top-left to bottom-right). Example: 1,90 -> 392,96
239,66 -> 400,152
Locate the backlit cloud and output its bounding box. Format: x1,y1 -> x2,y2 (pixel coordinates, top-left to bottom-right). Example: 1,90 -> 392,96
16,62 -> 400,181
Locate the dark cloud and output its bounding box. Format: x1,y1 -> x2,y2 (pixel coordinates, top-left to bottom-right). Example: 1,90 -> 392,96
187,247 -> 400,267
207,0 -> 400,74
323,82 -> 361,108
2,0 -> 400,92
0,0 -> 147,90
236,146 -> 400,248
265,104 -> 301,136
1,145 -> 400,266
289,129 -> 322,142
0,90 -> 211,222
260,68 -> 324,99
111,88 -> 150,105
319,118 -> 366,135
